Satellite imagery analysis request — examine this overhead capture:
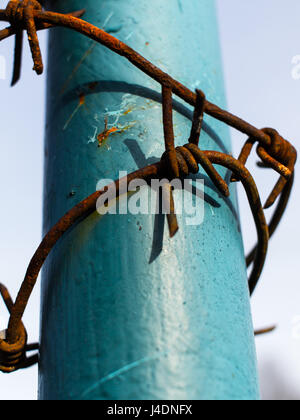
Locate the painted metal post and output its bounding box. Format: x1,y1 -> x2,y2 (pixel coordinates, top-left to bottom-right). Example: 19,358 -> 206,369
40,0 -> 260,400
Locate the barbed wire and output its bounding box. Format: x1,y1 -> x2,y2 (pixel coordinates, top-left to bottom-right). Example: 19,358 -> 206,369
0,1 -> 296,373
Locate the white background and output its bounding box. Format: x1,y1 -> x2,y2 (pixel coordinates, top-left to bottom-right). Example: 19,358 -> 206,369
0,0 -> 300,400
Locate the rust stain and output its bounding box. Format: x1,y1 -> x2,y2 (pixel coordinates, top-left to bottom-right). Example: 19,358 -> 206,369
123,107 -> 133,115
97,117 -> 137,148
97,118 -> 118,147
79,92 -> 85,106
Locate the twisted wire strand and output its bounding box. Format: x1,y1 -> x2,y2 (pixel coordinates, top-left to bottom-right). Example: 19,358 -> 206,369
5,153 -> 267,347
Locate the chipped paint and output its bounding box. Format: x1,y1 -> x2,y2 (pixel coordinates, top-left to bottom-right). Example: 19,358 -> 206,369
123,107 -> 134,115
88,126 -> 98,144
87,94 -> 159,147
97,118 -> 118,147
96,118 -> 137,148
101,94 -> 138,126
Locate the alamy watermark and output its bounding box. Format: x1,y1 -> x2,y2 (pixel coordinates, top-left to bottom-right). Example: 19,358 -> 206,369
96,172 -> 205,227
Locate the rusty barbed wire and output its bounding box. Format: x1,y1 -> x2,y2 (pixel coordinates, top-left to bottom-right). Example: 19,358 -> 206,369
0,284 -> 38,372
0,1 -> 296,373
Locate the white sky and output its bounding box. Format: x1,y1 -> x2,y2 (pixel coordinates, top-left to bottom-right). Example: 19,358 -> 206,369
217,0 -> 300,400
0,0 -> 299,400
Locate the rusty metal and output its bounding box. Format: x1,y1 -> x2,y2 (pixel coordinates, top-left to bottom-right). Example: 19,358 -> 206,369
254,326 -> 276,337
161,85 -> 179,179
1,1 -> 85,85
3,150 -> 268,352
6,0 -> 43,83
184,144 -> 230,198
189,89 -> 206,146
0,284 -> 38,373
233,128 -> 297,208
161,182 -> 179,239
0,1 -> 297,373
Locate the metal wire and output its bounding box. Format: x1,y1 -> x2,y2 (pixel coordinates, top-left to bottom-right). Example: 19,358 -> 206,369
0,1 -> 296,373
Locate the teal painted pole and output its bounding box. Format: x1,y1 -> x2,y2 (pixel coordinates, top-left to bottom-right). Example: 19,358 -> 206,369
40,0 -> 260,400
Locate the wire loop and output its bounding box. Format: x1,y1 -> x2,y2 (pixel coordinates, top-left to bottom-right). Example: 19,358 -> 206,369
0,284 -> 38,373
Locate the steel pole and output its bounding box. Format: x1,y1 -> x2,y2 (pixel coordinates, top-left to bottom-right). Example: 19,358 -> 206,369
40,0 -> 260,400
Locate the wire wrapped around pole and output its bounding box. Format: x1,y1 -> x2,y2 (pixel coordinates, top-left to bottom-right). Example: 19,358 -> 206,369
0,0 -> 297,372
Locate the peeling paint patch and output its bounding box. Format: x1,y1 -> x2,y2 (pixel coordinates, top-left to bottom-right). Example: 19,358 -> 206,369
123,107 -> 134,116
88,94 -> 159,147
88,126 -> 98,144
96,118 -> 137,148
97,118 -> 118,147
102,94 -> 138,126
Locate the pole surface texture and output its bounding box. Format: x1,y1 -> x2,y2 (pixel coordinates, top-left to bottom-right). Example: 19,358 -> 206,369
40,0 -> 260,400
